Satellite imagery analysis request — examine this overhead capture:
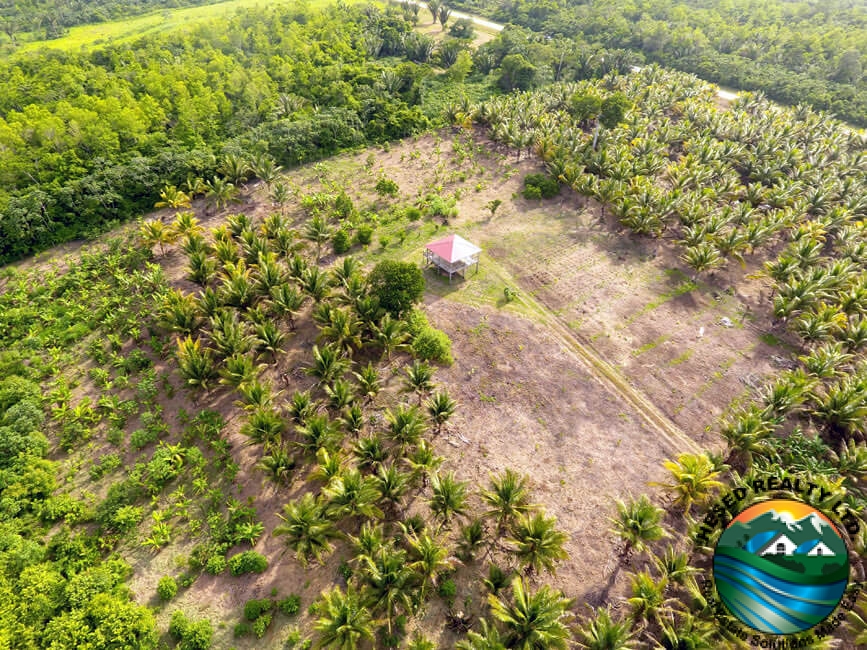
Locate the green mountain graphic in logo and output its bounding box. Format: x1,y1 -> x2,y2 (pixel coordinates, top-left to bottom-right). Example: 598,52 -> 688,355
712,499 -> 850,635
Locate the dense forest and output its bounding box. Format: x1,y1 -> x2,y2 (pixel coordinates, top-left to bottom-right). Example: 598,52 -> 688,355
0,4 -> 439,264
451,0 -> 867,126
0,0 -> 218,41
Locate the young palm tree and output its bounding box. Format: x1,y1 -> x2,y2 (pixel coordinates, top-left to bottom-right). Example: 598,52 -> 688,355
270,181 -> 291,216
304,214 -> 331,263
305,344 -> 351,385
294,413 -> 340,457
457,518 -> 487,562
158,288 -> 202,335
456,619 -> 507,650
325,378 -> 354,411
487,576 -> 573,650
319,307 -> 363,354
339,403 -> 365,438
204,176 -> 239,213
302,266 -> 331,301
373,313 -> 409,360
287,389 -> 318,425
374,462 -> 410,516
651,452 -> 724,515
651,545 -> 699,586
140,219 -> 178,256
507,511 -> 569,576
405,440 -> 444,489
353,434 -> 390,474
155,184 -> 192,214
310,447 -> 346,485
323,468 -> 383,520
274,492 -> 340,566
407,530 -> 454,599
218,353 -> 260,389
719,405 -> 775,470
627,571 -> 673,627
269,283 -> 305,331
481,469 -> 537,533
240,407 -> 285,446
575,606 -> 637,650
257,445 -> 295,485
437,4 -> 451,29
610,495 -> 667,561
426,0 -> 441,23
254,321 -> 285,363
385,404 -> 428,450
425,390 -> 457,435
314,585 -> 375,649
353,362 -> 381,404
176,336 -> 217,392
357,544 -> 418,634
403,360 -> 435,405
249,154 -> 282,189
428,471 -> 469,526
348,520 -> 386,560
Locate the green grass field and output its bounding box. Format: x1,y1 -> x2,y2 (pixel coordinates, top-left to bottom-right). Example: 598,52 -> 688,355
12,0 -> 348,54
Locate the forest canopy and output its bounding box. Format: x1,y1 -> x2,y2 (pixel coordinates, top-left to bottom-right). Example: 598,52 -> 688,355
448,0 -> 867,126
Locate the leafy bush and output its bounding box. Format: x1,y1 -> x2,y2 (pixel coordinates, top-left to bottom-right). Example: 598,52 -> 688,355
332,229 -> 351,255
277,594 -> 301,617
205,554 -> 227,575
110,505 -> 144,533
157,576 -> 178,601
130,428 -> 158,450
228,551 -> 268,576
449,17 -> 475,39
244,598 -> 273,622
404,206 -> 422,222
522,173 -> 560,200
375,177 -> 399,197
368,261 -> 425,316
170,611 -> 213,650
354,224 -> 374,246
437,579 -> 457,606
234,622 -> 252,637
412,328 -> 453,365
252,613 -> 272,638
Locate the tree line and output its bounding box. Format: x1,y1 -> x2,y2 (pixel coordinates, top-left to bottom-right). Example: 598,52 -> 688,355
448,0 -> 867,126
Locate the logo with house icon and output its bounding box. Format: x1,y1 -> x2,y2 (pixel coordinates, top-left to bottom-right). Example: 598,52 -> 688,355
712,499 -> 850,635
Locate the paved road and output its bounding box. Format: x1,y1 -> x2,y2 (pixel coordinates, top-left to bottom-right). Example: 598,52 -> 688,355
405,0 -> 504,32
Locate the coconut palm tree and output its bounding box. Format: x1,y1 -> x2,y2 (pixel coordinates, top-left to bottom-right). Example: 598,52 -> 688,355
405,440 -> 444,489
437,4 -> 451,29
481,469 -> 537,533
324,468 -> 383,521
314,585 -> 375,649
627,571 -> 674,627
406,530 -> 455,599
139,219 -> 178,256
403,360 -> 435,405
155,184 -> 192,214
651,452 -> 724,515
274,492 -> 340,566
158,288 -> 202,335
240,407 -> 285,445
302,266 -> 331,301
374,463 -> 410,516
456,619 -> 507,650
372,313 -> 409,360
218,353 -> 261,389
257,445 -> 295,485
254,321 -> 285,363
319,307 -> 364,354
457,518 -> 487,562
574,606 -> 637,650
426,390 -> 457,435
357,544 -> 418,634
339,403 -> 365,438
176,336 -> 217,392
305,214 -> 331,263
610,495 -> 667,561
353,362 -> 381,404
269,283 -> 305,331
487,576 -> 573,650
204,176 -> 239,213
426,0 -> 441,23
287,389 -> 318,425
295,413 -> 340,457
385,404 -> 428,450
354,434 -> 390,474
507,511 -> 569,576
249,154 -> 282,190
429,471 -> 468,526
719,405 -> 775,470
219,152 -> 250,186
324,378 -> 354,411
651,545 -> 699,586
305,344 -> 351,385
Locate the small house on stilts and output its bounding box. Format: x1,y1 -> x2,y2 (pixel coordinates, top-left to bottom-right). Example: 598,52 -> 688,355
424,234 -> 481,283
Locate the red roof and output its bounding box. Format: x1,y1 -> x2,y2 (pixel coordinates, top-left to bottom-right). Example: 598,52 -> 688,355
425,234 -> 481,264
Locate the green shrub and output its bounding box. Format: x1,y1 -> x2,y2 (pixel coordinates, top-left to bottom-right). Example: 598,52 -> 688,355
412,328 -> 453,365
354,224 -> 373,246
157,576 -> 178,601
244,598 -> 273,622
522,173 -> 559,199
181,619 -> 214,650
277,594 -> 301,617
169,611 -> 189,639
130,427 -> 158,450
368,260 -> 425,316
228,551 -> 268,576
252,613 -> 272,639
437,579 -> 457,606
404,206 -> 422,222
375,177 -> 399,197
332,229 -> 351,254
109,505 -> 144,534
205,554 -> 227,575
234,622 -> 252,637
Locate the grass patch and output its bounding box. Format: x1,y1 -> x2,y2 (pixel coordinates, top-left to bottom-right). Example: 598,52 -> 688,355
632,334 -> 670,357
668,349 -> 694,366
